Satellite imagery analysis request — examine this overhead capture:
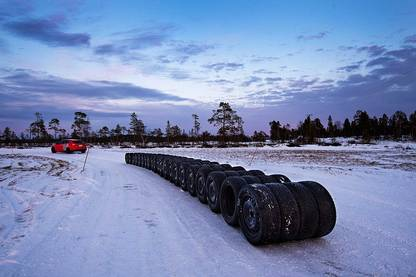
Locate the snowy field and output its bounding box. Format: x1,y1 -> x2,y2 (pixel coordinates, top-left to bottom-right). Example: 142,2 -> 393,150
0,143 -> 415,276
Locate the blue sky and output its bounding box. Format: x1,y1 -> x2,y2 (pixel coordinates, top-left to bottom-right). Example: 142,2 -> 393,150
0,0 -> 415,134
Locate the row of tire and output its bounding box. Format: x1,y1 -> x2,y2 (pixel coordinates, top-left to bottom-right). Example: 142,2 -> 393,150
125,152 -> 336,245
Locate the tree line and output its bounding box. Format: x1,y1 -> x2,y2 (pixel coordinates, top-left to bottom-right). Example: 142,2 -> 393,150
1,103 -> 415,145
268,110 -> 416,143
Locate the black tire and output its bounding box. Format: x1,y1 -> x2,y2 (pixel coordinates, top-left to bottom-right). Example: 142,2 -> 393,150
171,161 -> 182,186
81,149 -> 86,153
178,162 -> 193,191
238,184 -> 281,245
283,182 -> 319,240
187,163 -> 205,196
220,176 -> 248,226
235,170 -> 248,176
265,183 -> 300,241
134,153 -> 140,166
207,171 -> 239,213
299,181 -> 336,238
65,148 -> 72,154
196,165 -> 223,204
256,175 -> 276,184
231,166 -> 246,171
241,175 -> 261,184
51,147 -> 56,153
246,170 -> 265,176
178,159 -> 199,191
269,174 -> 291,183
220,164 -> 232,169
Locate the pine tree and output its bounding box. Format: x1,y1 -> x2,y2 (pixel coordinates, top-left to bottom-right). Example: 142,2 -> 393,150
390,111 -> 408,139
253,131 -> 267,142
170,125 -> 181,137
269,120 -> 281,141
2,127 -> 13,141
111,124 -> 123,144
191,114 -> 200,137
327,115 -> 335,137
353,110 -> 371,139
208,102 -> 243,144
165,120 -> 171,144
150,128 -> 163,138
129,113 -> 145,144
409,111 -> 416,140
379,114 -> 389,137
98,126 -> 110,138
370,116 -> 380,138
48,118 -> 61,139
30,112 -> 48,140
71,112 -> 90,138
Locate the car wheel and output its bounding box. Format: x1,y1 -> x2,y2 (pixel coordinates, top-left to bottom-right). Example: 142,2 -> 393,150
65,148 -> 72,154
51,147 -> 56,153
238,184 -> 281,245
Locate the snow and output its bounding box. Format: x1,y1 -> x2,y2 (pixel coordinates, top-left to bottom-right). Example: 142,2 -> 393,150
0,143 -> 415,276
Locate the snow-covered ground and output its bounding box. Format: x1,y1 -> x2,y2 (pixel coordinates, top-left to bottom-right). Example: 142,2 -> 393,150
0,143 -> 415,276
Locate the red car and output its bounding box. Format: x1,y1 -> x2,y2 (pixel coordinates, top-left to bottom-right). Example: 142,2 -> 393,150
51,139 -> 87,153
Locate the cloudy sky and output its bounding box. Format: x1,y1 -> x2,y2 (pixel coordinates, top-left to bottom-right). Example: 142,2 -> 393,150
0,0 -> 415,134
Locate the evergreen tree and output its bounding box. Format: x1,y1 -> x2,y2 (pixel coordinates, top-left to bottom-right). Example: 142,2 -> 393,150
353,110 -> 371,139
327,115 -> 335,137
129,112 -> 145,144
59,128 -> 67,139
208,102 -> 243,144
111,124 -> 123,144
299,115 -> 314,143
98,126 -> 110,138
409,111 -> 416,140
201,131 -> 211,143
334,121 -> 342,137
30,112 -> 48,140
169,125 -> 181,139
71,112 -> 90,138
165,120 -> 171,143
150,128 -> 163,138
390,111 -> 408,139
2,127 -> 13,141
370,116 -> 380,138
48,118 -> 61,139
379,114 -> 389,137
252,131 -> 267,142
314,118 -> 325,138
112,124 -> 123,136
191,114 -> 200,137
269,120 -> 281,141
121,126 -> 128,136
236,117 -> 245,136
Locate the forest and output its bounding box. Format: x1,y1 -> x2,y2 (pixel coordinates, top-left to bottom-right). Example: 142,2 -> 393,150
1,102 -> 415,146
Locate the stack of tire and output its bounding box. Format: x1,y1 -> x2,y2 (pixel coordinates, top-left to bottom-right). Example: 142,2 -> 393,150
125,152 -> 336,245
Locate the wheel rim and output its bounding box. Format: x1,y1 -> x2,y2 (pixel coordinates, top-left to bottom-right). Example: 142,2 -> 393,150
242,197 -> 260,233
188,173 -> 194,190
197,176 -> 204,194
208,180 -> 216,202
180,168 -> 185,186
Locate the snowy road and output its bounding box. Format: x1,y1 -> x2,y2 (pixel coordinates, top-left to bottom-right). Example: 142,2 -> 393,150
0,146 -> 415,276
